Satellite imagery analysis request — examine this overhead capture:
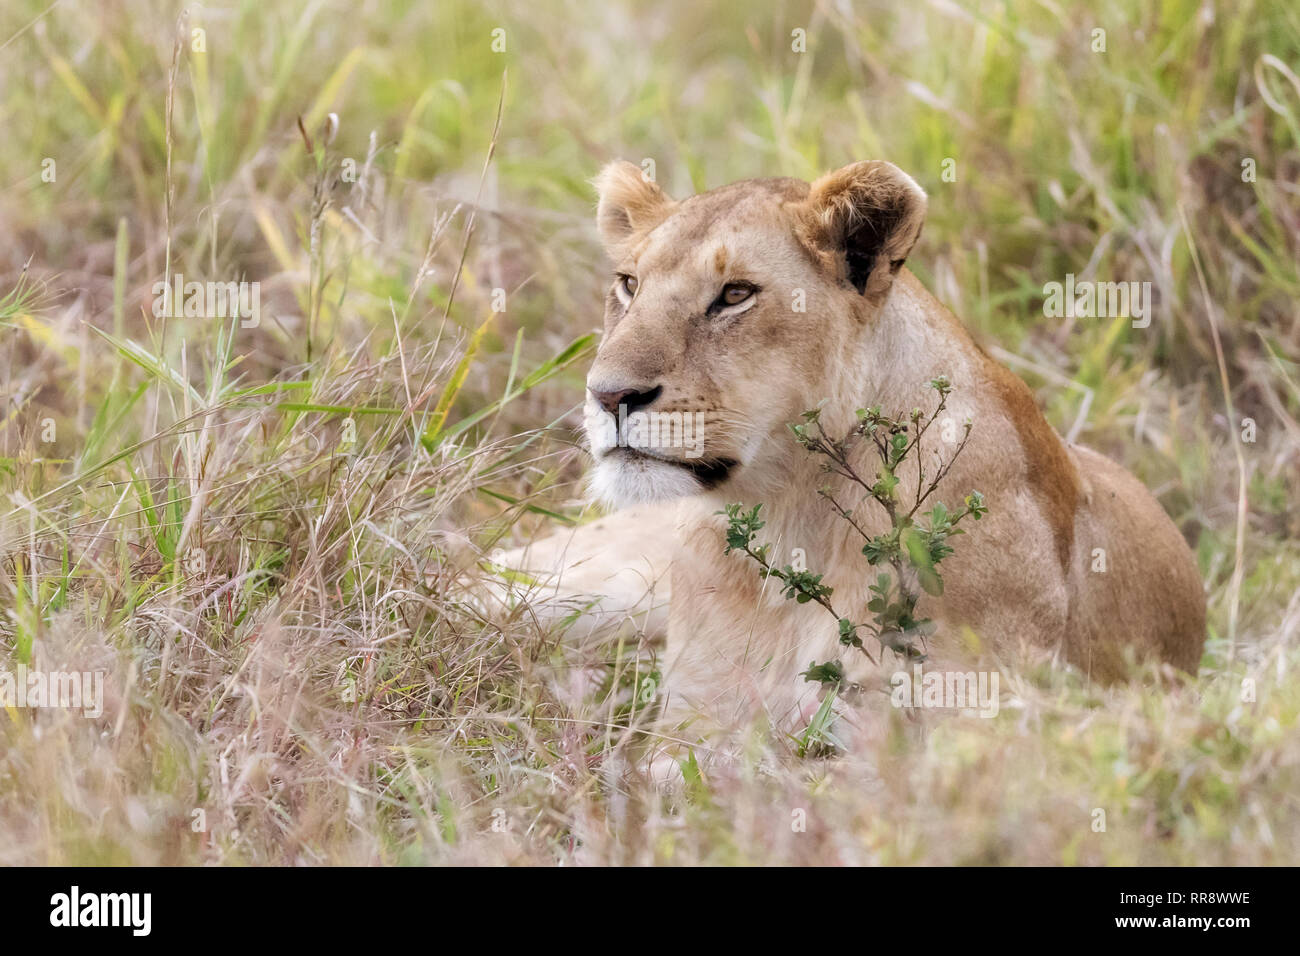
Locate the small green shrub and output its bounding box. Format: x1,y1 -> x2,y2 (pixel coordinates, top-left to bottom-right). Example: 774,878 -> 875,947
720,377 -> 987,753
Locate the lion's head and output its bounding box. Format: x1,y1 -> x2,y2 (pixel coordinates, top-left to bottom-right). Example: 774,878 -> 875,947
583,160 -> 927,507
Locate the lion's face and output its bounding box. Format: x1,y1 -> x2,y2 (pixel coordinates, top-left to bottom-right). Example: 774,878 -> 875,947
584,161 -> 926,508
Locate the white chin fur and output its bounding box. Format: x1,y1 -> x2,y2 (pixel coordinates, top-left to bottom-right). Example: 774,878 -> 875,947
588,454 -> 702,509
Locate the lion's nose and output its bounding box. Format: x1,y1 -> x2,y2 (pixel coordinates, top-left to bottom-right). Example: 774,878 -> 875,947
590,384 -> 663,415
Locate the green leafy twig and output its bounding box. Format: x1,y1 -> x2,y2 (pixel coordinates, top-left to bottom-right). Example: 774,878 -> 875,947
720,376 -> 988,702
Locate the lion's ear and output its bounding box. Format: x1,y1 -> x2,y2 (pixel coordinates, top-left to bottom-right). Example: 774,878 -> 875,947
593,161 -> 674,259
802,161 -> 926,298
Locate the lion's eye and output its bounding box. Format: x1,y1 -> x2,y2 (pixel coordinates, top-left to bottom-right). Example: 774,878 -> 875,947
720,283 -> 756,307
617,274 -> 638,298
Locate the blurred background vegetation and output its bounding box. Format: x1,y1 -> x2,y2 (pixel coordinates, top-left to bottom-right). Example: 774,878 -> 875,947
0,0 -> 1296,864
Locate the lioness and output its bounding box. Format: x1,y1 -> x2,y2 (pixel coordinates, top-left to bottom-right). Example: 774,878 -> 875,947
498,160 -> 1205,745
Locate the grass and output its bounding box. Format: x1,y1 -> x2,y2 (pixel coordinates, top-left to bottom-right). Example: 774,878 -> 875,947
0,0 -> 1297,864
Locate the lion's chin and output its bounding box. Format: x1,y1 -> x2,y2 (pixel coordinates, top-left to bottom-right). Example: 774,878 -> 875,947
588,449 -> 736,509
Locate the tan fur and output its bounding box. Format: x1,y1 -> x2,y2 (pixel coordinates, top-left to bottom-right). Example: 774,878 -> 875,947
501,160 -> 1206,749
484,507 -> 673,645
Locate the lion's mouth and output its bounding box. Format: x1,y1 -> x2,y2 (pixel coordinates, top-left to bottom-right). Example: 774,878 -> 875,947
606,447 -> 737,489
